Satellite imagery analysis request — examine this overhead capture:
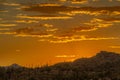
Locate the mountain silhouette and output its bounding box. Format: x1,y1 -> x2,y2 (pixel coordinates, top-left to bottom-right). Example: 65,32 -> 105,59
72,51 -> 120,68
9,64 -> 22,68
0,51 -> 120,80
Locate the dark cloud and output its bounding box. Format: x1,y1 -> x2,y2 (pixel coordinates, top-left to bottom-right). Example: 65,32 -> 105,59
14,26 -> 49,35
21,4 -> 120,16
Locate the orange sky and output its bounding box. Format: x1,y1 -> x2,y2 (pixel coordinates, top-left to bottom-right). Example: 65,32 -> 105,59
0,0 -> 120,66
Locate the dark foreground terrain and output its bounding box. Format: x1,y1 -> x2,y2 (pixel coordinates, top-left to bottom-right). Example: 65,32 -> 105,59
0,51 -> 120,80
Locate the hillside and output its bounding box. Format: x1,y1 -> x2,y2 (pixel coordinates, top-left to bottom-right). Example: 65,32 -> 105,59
0,51 -> 120,80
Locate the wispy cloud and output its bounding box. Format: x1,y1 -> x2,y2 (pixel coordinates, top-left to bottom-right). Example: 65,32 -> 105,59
55,54 -> 78,61
71,0 -> 87,4
49,0 -> 87,4
2,3 -> 21,6
0,32 -> 16,35
83,18 -> 113,29
15,20 -> 39,24
72,26 -> 97,32
50,35 -> 118,43
0,10 -> 8,13
0,24 -> 17,27
55,55 -> 76,58
17,14 -> 72,20
94,17 -> 120,23
109,45 -> 120,49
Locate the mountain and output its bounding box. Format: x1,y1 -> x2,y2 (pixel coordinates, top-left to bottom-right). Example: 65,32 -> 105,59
9,64 -> 22,68
0,51 -> 120,80
72,51 -> 120,68
4,63 -> 22,69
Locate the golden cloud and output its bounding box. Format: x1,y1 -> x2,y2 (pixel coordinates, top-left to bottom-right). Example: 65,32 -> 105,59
15,34 -> 52,38
36,3 -> 62,7
95,17 -> 120,23
2,3 -> 21,6
84,18 -> 113,28
55,55 -> 76,58
15,20 -> 39,23
0,32 -> 16,35
109,46 -> 120,49
50,35 -> 118,43
71,0 -> 87,4
72,26 -> 97,32
46,28 -> 58,32
17,14 -> 72,20
49,0 -> 87,3
0,24 -> 17,27
68,18 -> 113,33
2,26 -> 118,43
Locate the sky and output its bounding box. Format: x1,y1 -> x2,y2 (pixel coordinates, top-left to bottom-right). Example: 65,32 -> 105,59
0,0 -> 120,66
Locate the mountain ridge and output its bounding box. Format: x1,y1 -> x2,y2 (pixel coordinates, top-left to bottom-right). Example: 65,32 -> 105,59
1,51 -> 120,80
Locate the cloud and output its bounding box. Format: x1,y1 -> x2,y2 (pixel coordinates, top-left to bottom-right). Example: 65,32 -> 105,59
84,18 -> 113,28
0,28 -> 10,30
35,3 -> 62,7
55,55 -> 76,58
46,28 -> 58,32
77,17 -> 120,32
21,4 -> 73,13
15,20 -> 39,23
68,18 -> 113,33
94,17 -> 120,23
12,24 -> 56,38
21,4 -> 120,16
1,24 -> 118,43
16,49 -> 21,52
0,23 -> 54,37
0,10 -> 8,13
15,34 -> 52,38
0,32 -> 16,35
9,19 -> 117,43
0,24 -> 17,27
2,3 -> 21,6
14,27 -> 48,35
71,0 -> 87,4
72,26 -> 97,32
49,35 -> 118,43
55,54 -> 78,61
1,1 -> 119,44
109,45 -> 120,49
17,14 -> 72,20
49,0 -> 87,4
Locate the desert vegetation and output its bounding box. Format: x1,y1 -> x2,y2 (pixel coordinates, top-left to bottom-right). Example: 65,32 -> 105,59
0,51 -> 120,80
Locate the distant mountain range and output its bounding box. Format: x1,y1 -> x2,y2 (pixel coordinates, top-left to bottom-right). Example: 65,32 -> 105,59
0,51 -> 120,80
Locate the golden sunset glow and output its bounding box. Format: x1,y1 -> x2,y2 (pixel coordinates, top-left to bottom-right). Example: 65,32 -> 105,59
0,0 -> 120,67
